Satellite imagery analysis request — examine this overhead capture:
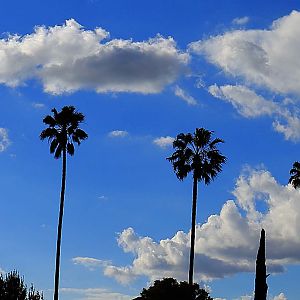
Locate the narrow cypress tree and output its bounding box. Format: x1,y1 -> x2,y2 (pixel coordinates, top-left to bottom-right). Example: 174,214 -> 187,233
254,229 -> 268,300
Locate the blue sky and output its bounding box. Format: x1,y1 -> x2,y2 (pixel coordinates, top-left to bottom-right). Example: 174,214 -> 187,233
1,1 -> 300,299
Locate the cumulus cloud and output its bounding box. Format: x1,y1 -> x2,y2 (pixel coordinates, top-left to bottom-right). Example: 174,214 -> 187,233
190,11 -> 300,95
60,287 -> 132,300
232,16 -> 250,25
153,136 -> 174,148
0,19 -> 189,94
73,168 -> 300,285
108,130 -> 129,138
0,128 -> 10,152
208,84 -> 300,141
174,85 -> 197,105
190,11 -> 300,142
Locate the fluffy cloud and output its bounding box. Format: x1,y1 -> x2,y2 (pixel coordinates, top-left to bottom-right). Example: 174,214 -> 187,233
190,11 -> 300,142
60,288 -> 132,300
108,130 -> 129,138
153,136 -> 174,148
174,85 -> 197,105
76,168 -> 300,285
190,11 -> 300,95
208,84 -> 300,141
0,128 -> 10,152
0,19 -> 188,94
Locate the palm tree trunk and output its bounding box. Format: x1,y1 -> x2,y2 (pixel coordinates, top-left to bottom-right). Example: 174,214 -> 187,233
54,148 -> 67,300
188,176 -> 198,285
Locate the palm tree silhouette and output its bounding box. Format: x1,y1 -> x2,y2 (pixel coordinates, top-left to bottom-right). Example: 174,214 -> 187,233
40,106 -> 88,300
167,128 -> 226,285
289,161 -> 300,188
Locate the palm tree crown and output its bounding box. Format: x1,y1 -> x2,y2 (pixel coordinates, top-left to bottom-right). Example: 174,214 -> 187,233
167,128 -> 226,183
289,161 -> 300,189
40,106 -> 88,157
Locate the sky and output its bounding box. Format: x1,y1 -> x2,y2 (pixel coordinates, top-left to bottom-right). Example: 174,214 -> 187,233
1,0 -> 300,299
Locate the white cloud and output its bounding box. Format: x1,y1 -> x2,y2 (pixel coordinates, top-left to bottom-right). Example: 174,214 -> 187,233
60,287 -> 132,300
174,85 -> 197,105
74,168 -> 300,285
0,128 -> 10,152
190,11 -> 300,95
153,136 -> 174,148
190,11 -> 300,142
0,19 -> 188,94
208,84 -> 300,141
108,130 -> 129,138
232,16 -> 250,25
208,84 -> 277,118
273,293 -> 287,300
273,114 -> 300,141
72,257 -> 110,270
234,296 -> 252,300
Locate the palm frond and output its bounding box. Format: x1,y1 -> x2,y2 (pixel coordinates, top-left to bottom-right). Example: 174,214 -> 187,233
43,115 -> 56,127
73,128 -> 88,141
40,128 -> 58,141
54,144 -> 63,159
67,143 -> 75,156
168,127 -> 226,184
50,139 -> 59,154
41,106 -> 87,159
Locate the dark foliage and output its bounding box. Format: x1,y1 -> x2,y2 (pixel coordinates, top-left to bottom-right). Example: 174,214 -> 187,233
133,277 -> 213,300
254,229 -> 268,300
167,128 -> 226,184
40,105 -> 88,159
289,161 -> 300,189
0,271 -> 43,300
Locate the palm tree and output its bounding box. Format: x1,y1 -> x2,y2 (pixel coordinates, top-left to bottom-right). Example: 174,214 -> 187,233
167,128 -> 226,285
289,161 -> 300,188
40,106 -> 88,300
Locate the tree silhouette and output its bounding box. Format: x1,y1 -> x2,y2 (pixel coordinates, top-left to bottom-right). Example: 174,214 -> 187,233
133,277 -> 213,300
254,229 -> 268,300
0,270 -> 43,300
40,106 -> 88,300
167,128 -> 226,285
289,161 -> 300,188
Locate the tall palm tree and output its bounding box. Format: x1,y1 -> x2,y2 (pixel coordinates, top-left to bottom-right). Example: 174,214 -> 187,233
167,128 -> 226,285
289,161 -> 300,188
40,106 -> 88,300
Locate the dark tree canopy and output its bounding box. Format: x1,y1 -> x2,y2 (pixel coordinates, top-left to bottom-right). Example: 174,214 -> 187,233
167,128 -> 226,183
289,161 -> 300,189
133,278 -> 213,300
40,105 -> 88,159
0,271 -> 43,300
